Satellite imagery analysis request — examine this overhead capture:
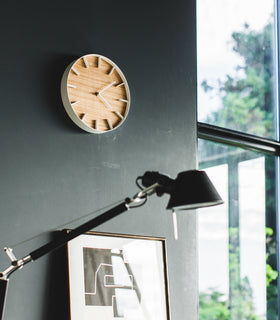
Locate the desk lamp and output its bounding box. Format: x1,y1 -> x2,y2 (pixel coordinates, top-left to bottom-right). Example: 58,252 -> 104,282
0,170 -> 223,319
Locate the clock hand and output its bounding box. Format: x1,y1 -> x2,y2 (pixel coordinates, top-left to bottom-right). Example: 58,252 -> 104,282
97,93 -> 113,109
99,81 -> 116,94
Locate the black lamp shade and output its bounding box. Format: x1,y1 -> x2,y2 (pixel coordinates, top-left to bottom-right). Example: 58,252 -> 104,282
166,170 -> 223,210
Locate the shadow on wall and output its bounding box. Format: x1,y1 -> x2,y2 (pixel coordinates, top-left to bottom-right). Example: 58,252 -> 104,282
43,54 -> 82,133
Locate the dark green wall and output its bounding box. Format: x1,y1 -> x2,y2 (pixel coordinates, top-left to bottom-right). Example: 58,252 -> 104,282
0,0 -> 198,319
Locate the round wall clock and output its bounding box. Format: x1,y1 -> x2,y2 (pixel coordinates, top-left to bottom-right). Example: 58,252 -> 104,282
61,54 -> 130,133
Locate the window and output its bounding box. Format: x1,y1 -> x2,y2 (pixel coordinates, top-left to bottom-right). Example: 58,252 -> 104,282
197,0 -> 279,319
197,0 -> 276,139
198,140 -> 278,319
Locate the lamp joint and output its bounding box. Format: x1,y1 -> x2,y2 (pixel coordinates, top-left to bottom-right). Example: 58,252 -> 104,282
0,248 -> 32,280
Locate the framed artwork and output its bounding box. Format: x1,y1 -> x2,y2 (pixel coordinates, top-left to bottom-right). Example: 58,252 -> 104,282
67,231 -> 170,320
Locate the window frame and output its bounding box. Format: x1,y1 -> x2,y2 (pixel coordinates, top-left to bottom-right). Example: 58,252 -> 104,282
198,122 -> 280,155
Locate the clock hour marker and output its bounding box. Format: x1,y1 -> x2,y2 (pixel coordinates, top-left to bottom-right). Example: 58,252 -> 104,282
95,120 -> 99,130
116,82 -> 124,87
67,84 -> 76,88
119,98 -> 128,102
83,57 -> 89,68
72,67 -> 80,75
107,119 -> 113,130
80,113 -> 87,120
98,57 -> 101,68
114,111 -> 124,119
71,101 -> 79,105
108,67 -> 115,75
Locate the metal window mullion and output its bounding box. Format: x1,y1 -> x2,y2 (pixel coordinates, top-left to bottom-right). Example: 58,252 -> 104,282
198,122 -> 280,156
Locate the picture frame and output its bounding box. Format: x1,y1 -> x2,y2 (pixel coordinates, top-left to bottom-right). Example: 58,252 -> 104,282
67,231 -> 170,320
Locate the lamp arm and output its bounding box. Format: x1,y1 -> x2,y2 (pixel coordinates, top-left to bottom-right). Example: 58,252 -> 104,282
0,182 -> 161,320
0,201 -> 129,281
30,201 -> 130,261
0,182 -> 160,280
29,183 -> 160,262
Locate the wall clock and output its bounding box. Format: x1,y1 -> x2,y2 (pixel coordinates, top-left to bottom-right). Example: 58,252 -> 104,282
61,54 -> 130,133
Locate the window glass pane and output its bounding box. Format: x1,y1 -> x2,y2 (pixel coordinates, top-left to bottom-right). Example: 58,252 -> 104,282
239,157 -> 266,316
197,0 -> 276,139
198,139 -> 278,319
198,164 -> 229,297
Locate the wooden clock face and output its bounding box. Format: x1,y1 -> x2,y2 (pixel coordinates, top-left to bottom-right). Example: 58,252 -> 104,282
61,54 -> 130,133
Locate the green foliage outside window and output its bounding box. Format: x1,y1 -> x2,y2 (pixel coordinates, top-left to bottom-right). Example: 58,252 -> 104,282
199,228 -> 278,320
201,21 -> 275,138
